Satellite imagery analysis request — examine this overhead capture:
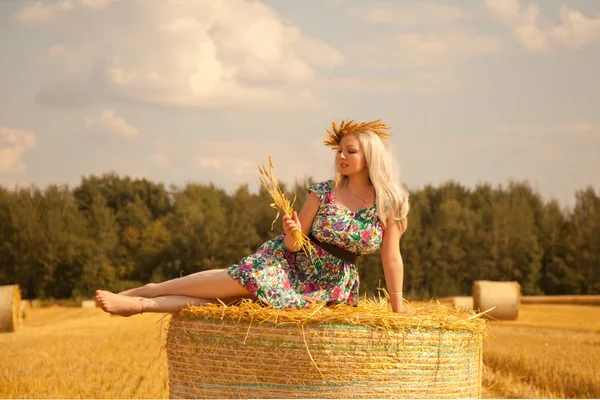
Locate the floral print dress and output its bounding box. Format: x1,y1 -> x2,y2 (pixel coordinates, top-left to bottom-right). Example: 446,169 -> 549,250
227,180 -> 384,309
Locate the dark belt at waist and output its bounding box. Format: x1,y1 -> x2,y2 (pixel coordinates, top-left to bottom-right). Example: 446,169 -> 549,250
308,234 -> 361,264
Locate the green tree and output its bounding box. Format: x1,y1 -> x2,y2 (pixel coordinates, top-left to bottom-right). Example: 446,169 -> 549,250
73,193 -> 120,297
571,187 -> 600,294
539,200 -> 579,294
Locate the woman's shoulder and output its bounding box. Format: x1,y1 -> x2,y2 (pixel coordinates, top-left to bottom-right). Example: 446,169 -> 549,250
307,180 -> 334,201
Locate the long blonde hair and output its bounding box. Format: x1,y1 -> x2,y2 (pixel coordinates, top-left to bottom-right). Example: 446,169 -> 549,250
335,131 -> 410,228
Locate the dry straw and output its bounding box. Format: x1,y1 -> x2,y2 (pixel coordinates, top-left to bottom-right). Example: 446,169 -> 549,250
0,285 -> 21,333
324,119 -> 391,148
473,280 -> 520,320
167,298 -> 487,399
257,156 -> 319,261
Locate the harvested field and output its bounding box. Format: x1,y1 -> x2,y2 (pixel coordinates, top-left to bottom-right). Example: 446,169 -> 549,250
1,303 -> 598,398
483,304 -> 600,398
0,307 -> 169,398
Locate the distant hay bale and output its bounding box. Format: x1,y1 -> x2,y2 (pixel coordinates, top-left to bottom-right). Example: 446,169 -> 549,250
0,285 -> 21,333
472,280 -> 520,320
167,300 -> 486,399
521,295 -> 600,306
81,300 -> 96,309
20,300 -> 31,320
436,297 -> 454,307
452,296 -> 473,311
30,299 -> 42,308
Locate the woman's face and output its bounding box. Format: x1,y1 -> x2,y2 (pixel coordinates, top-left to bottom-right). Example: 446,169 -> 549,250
337,134 -> 367,177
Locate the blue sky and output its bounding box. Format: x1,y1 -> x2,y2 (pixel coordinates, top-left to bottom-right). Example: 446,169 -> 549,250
1,0 -> 599,206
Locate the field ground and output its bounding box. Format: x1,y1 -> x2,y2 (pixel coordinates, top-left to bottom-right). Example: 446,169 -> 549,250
1,304 -> 598,398
0,307 -> 169,398
483,304 -> 600,399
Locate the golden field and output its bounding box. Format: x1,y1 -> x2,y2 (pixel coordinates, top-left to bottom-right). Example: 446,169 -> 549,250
1,303 -> 599,398
0,307 -> 169,398
483,304 -> 600,399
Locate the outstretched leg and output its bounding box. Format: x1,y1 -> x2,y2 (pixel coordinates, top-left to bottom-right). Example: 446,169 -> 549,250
95,292 -> 247,317
118,269 -> 251,299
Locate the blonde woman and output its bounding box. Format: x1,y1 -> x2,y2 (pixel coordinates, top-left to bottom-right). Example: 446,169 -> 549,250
96,120 -> 410,315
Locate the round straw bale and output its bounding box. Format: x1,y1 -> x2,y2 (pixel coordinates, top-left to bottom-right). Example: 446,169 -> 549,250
452,296 -> 473,311
436,296 -> 454,307
167,300 -> 486,399
472,280 -> 520,320
30,299 -> 42,308
20,300 -> 31,320
81,300 -> 96,309
0,285 -> 21,333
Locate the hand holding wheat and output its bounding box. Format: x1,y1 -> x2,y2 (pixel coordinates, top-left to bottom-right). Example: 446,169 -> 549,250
282,212 -> 301,236
257,156 -> 319,260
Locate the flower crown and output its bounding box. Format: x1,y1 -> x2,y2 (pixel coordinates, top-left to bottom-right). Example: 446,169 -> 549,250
324,119 -> 391,148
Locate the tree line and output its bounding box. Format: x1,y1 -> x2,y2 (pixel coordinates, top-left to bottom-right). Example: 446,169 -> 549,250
0,172 -> 598,300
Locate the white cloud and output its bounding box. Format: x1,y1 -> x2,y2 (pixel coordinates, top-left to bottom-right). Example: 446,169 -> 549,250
483,0 -> 521,24
349,32 -> 505,69
0,128 -> 37,174
350,2 -> 471,27
345,2 -> 504,70
84,110 -> 139,138
552,6 -> 600,49
484,0 -> 600,52
14,0 -> 112,23
18,0 -> 344,110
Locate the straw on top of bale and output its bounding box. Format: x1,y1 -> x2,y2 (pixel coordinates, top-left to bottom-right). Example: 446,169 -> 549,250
178,297 -> 488,336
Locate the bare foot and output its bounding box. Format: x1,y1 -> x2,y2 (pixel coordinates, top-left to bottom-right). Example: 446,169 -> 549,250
96,290 -> 144,317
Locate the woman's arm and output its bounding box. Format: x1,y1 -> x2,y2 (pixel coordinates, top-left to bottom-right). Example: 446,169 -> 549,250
282,192 -> 320,252
380,216 -> 408,313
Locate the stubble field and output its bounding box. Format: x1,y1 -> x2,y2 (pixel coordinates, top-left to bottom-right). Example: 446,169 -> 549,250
1,303 -> 599,398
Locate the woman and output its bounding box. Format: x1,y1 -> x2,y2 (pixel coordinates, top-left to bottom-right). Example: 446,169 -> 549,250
96,119 -> 410,315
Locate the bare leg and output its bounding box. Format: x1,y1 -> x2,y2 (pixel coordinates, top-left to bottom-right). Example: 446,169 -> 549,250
95,291 -> 247,317
118,269 -> 251,299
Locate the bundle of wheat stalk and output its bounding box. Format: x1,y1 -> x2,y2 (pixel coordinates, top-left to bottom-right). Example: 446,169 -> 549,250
167,299 -> 487,399
473,280 -> 520,320
0,285 -> 21,333
257,156 -> 319,261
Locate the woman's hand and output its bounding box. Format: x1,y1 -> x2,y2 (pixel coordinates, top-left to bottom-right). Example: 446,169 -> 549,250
282,211 -> 302,236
